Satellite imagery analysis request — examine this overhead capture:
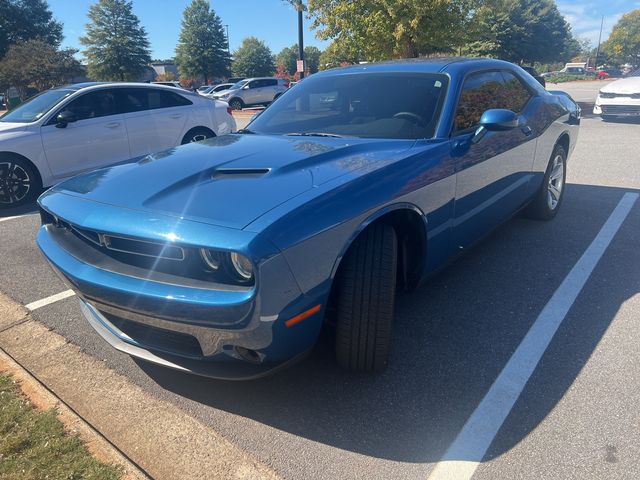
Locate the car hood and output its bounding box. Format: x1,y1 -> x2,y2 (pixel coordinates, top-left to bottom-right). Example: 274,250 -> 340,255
48,134 -> 415,230
213,88 -> 237,97
0,122 -> 28,135
600,76 -> 640,94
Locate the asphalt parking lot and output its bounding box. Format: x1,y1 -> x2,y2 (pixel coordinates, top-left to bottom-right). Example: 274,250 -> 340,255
1,110 -> 639,479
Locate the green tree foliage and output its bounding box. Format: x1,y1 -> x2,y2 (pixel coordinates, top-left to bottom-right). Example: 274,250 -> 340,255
276,44 -> 322,75
0,38 -> 82,96
175,0 -> 230,83
603,9 -> 640,64
0,0 -> 63,58
464,0 -> 579,64
307,0 -> 477,60
231,37 -> 275,77
80,0 -> 152,81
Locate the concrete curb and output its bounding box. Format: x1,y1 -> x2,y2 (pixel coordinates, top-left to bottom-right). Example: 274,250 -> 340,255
0,292 -> 282,480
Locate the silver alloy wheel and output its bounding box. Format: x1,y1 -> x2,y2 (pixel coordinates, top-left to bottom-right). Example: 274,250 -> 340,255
0,161 -> 31,205
547,154 -> 564,210
190,134 -> 208,142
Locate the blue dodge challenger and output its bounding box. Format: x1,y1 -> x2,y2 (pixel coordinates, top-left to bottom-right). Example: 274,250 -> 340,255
37,58 -> 580,379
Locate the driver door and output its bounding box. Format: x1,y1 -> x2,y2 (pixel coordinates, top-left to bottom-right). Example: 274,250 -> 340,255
40,89 -> 130,180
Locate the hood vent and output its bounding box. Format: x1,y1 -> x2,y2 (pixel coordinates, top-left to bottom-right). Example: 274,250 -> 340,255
211,168 -> 270,180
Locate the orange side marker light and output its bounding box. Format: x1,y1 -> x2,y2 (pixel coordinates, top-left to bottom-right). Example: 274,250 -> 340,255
284,304 -> 322,328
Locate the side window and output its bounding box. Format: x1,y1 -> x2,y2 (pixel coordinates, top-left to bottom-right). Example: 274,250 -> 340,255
119,88 -> 148,113
500,72 -> 532,113
60,90 -> 118,121
264,79 -> 277,87
148,90 -> 192,109
247,80 -> 260,89
454,71 -> 504,133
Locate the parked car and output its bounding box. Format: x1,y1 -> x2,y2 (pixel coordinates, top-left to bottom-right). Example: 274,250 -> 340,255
36,59 -> 579,379
0,94 -> 6,109
521,65 -> 546,87
0,82 -> 236,206
596,69 -> 623,80
152,81 -> 184,89
541,66 -> 590,78
212,77 -> 288,110
594,69 -> 640,120
227,77 -> 245,84
200,83 -> 235,97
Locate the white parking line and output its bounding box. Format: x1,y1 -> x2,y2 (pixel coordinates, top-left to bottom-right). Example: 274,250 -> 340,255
428,191 -> 639,480
25,290 -> 76,311
0,215 -> 27,223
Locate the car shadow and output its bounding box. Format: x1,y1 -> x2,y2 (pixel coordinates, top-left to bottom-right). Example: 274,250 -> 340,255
135,183 -> 639,464
0,198 -> 40,217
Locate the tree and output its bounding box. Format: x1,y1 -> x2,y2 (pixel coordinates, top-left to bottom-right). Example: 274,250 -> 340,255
174,0 -> 230,84
603,9 -> 640,64
0,38 -> 82,96
80,0 -> 151,81
231,37 -> 275,77
0,0 -> 63,58
464,0 -> 579,64
276,44 -> 323,75
319,41 -> 360,70
307,0 -> 477,60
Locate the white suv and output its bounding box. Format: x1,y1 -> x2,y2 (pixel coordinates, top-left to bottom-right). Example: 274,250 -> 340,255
213,77 -> 288,110
0,82 -> 236,206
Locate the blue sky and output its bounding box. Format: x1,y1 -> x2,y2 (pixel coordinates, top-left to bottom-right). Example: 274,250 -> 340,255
49,0 -> 639,60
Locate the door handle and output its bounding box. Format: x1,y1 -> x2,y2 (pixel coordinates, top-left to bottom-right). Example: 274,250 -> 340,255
170,113 -> 183,119
105,122 -> 120,129
521,125 -> 533,136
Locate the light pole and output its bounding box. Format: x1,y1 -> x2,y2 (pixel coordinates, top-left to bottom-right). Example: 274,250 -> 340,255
297,0 -> 304,79
594,15 -> 604,69
225,24 -> 230,55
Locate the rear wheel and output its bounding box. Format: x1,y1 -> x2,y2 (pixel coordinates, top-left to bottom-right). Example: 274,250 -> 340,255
181,127 -> 215,145
525,145 -> 566,220
228,98 -> 244,111
335,223 -> 397,372
0,155 -> 41,207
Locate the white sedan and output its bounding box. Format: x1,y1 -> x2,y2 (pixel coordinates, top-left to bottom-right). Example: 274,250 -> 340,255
0,82 -> 236,206
594,69 -> 640,120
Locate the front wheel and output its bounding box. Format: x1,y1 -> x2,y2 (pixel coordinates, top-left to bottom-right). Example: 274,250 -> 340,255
0,155 -> 42,207
228,98 -> 244,111
525,145 -> 566,220
181,127 -> 215,145
335,223 -> 397,372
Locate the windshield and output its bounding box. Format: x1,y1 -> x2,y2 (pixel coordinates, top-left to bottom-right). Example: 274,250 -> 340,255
230,80 -> 248,90
248,72 -> 449,139
0,89 -> 75,123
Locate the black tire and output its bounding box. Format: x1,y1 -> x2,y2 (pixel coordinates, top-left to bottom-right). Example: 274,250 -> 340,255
228,98 -> 244,111
0,154 -> 42,207
525,145 -> 567,221
335,223 -> 397,372
181,127 -> 215,145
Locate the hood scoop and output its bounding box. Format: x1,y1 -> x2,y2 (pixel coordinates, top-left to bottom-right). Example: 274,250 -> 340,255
211,168 -> 271,180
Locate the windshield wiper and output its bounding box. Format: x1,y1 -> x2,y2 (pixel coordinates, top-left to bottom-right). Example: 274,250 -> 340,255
285,132 -> 347,138
236,128 -> 256,134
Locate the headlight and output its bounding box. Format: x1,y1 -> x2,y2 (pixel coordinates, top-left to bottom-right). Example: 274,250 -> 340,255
199,248 -> 220,270
230,252 -> 253,281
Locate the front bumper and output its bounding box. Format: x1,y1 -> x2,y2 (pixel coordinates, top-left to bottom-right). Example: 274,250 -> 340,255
36,210 -> 326,379
594,96 -> 640,116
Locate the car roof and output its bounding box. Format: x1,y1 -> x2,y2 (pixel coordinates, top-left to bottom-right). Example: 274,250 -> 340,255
316,57 -> 517,76
53,81 -> 198,96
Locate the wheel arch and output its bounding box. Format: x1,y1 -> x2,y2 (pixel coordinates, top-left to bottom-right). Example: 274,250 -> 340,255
555,132 -> 570,158
181,126 -> 216,144
330,203 -> 428,290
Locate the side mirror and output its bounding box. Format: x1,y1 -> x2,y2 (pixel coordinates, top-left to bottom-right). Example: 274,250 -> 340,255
480,109 -> 519,131
55,110 -> 77,128
242,85 -> 250,90
470,109 -> 519,144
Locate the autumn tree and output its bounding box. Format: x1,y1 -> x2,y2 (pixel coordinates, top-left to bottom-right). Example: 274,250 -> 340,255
80,0 -> 151,81
603,9 -> 640,64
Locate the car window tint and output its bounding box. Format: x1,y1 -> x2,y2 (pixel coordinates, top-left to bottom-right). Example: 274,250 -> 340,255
61,89 -> 118,121
148,90 -> 192,109
248,80 -> 260,89
119,88 -> 148,113
500,72 -> 532,113
454,71 -> 504,132
264,79 -> 277,87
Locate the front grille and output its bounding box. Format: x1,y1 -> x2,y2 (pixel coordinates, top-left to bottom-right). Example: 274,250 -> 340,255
600,92 -> 640,99
103,312 -> 204,358
602,105 -> 640,115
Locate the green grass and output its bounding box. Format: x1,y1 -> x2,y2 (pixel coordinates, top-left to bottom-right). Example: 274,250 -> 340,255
0,374 -> 122,480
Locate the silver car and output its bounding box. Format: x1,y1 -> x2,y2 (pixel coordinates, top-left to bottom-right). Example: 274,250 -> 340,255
213,77 -> 288,110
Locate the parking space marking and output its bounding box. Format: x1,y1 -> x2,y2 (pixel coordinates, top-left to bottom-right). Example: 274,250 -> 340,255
428,191 -> 639,480
0,214 -> 29,223
25,289 -> 76,311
